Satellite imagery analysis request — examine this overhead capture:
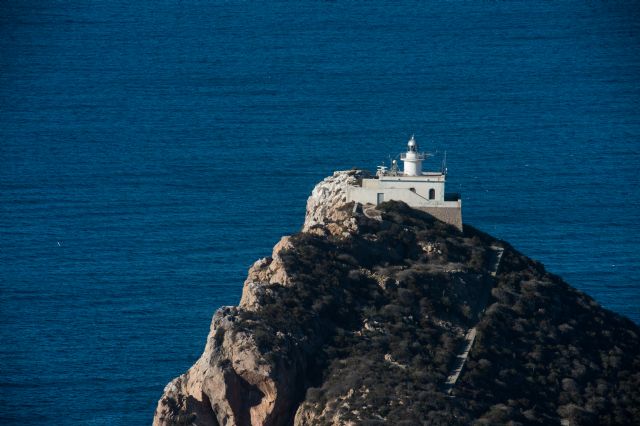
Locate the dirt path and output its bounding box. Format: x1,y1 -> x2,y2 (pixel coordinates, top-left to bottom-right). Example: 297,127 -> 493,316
444,327 -> 477,394
443,245 -> 504,395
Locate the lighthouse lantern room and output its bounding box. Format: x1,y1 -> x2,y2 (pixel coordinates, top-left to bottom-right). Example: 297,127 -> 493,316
400,136 -> 427,176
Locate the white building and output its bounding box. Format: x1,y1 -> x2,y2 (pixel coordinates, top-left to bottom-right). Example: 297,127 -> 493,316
347,136 -> 463,230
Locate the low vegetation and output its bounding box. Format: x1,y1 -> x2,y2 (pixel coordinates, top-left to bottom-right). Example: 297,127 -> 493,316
233,201 -> 640,424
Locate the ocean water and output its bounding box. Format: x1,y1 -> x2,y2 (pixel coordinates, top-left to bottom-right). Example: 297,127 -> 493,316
1,1 -> 639,424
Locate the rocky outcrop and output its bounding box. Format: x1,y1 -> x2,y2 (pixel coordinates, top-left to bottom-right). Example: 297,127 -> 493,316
154,172 -> 364,426
154,303 -> 306,426
153,172 -> 640,426
240,236 -> 294,311
302,170 -> 368,236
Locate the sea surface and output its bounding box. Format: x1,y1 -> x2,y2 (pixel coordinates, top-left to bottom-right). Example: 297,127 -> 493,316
1,1 -> 639,424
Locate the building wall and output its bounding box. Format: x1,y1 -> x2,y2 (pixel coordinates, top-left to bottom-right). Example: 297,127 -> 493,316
346,184 -> 463,230
361,177 -> 445,202
347,186 -> 461,209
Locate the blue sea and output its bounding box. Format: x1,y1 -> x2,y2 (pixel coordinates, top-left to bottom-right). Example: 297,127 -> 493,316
1,1 -> 639,424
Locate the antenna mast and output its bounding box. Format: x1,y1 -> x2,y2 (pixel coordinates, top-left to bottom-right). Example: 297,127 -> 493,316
442,151 -> 448,175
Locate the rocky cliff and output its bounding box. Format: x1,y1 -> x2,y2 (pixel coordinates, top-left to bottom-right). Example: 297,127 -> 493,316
153,171 -> 640,426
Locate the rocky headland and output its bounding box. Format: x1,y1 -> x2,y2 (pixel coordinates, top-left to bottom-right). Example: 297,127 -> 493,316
153,171 -> 640,426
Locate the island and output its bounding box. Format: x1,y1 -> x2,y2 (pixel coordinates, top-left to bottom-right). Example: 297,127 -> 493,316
153,167 -> 640,426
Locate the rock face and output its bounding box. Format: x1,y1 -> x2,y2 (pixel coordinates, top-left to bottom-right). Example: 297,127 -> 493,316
154,171 -> 362,426
302,170 -> 367,234
153,171 -> 640,426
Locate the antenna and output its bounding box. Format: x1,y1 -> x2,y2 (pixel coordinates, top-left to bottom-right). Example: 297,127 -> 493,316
442,151 -> 448,175
390,158 -> 399,176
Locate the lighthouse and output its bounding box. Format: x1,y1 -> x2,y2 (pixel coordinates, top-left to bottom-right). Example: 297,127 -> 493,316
346,135 -> 463,230
401,136 -> 426,176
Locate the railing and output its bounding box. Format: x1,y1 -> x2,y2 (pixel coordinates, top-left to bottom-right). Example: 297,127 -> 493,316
400,152 -> 428,160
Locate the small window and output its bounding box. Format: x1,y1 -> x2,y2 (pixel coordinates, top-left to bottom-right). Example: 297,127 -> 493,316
429,189 -> 436,200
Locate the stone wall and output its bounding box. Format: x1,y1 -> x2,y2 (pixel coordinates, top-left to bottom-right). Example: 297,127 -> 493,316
417,205 -> 463,231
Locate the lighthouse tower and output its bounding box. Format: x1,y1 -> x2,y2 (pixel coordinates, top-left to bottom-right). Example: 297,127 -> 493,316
401,136 -> 426,176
